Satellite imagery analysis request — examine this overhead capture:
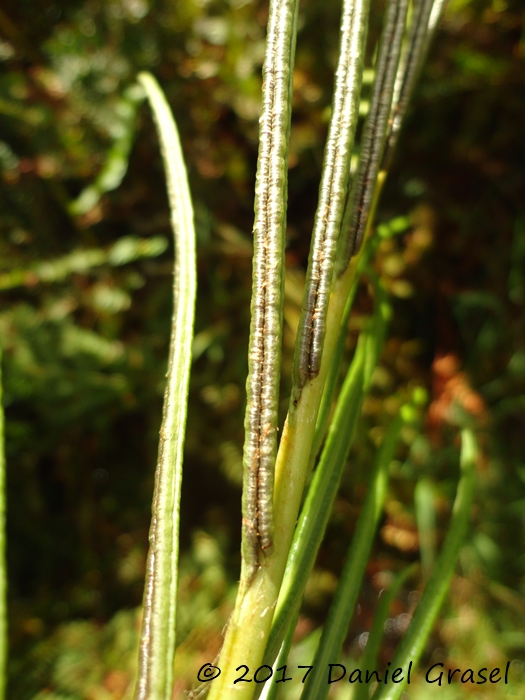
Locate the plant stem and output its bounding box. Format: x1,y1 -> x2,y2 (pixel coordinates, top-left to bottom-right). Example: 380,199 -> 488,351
264,280 -> 389,670
209,0 -> 432,692
336,0 -> 408,270
310,239 -> 372,468
265,326 -> 368,670
262,607 -> 299,700
381,0 -> 436,170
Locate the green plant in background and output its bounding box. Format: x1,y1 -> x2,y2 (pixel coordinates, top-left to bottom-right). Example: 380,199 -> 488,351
0,349 -> 7,700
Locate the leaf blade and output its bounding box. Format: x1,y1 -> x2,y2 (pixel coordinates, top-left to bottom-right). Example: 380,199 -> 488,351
135,71 -> 197,700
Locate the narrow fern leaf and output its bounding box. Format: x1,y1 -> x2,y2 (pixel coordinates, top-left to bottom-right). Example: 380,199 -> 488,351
135,72 -> 197,700
241,0 -> 299,581
337,0 -> 409,272
295,0 -> 370,390
381,0 -> 435,169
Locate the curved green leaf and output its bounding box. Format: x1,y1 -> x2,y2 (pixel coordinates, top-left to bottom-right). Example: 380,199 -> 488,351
135,72 -> 197,700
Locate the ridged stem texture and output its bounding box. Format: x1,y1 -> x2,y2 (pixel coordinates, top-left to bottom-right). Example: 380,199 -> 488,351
135,72 -> 197,700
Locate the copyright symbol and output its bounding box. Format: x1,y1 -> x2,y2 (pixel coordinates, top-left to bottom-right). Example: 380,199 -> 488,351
197,663 -> 221,682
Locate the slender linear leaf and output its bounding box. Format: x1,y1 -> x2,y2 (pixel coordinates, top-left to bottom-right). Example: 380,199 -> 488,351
240,0 -> 300,582
69,85 -> 144,216
0,236 -> 168,291
337,0 -> 409,270
294,0 -> 370,391
381,0 -> 436,169
415,478 -> 437,579
135,72 -> 197,700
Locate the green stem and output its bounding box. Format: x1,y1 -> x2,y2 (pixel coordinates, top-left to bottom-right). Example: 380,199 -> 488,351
372,429 -> 478,700
266,339 -> 366,671
135,73 -> 197,700
263,607 -> 300,700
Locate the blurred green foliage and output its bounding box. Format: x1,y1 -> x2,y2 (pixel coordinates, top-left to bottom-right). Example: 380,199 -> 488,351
0,0 -> 524,698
